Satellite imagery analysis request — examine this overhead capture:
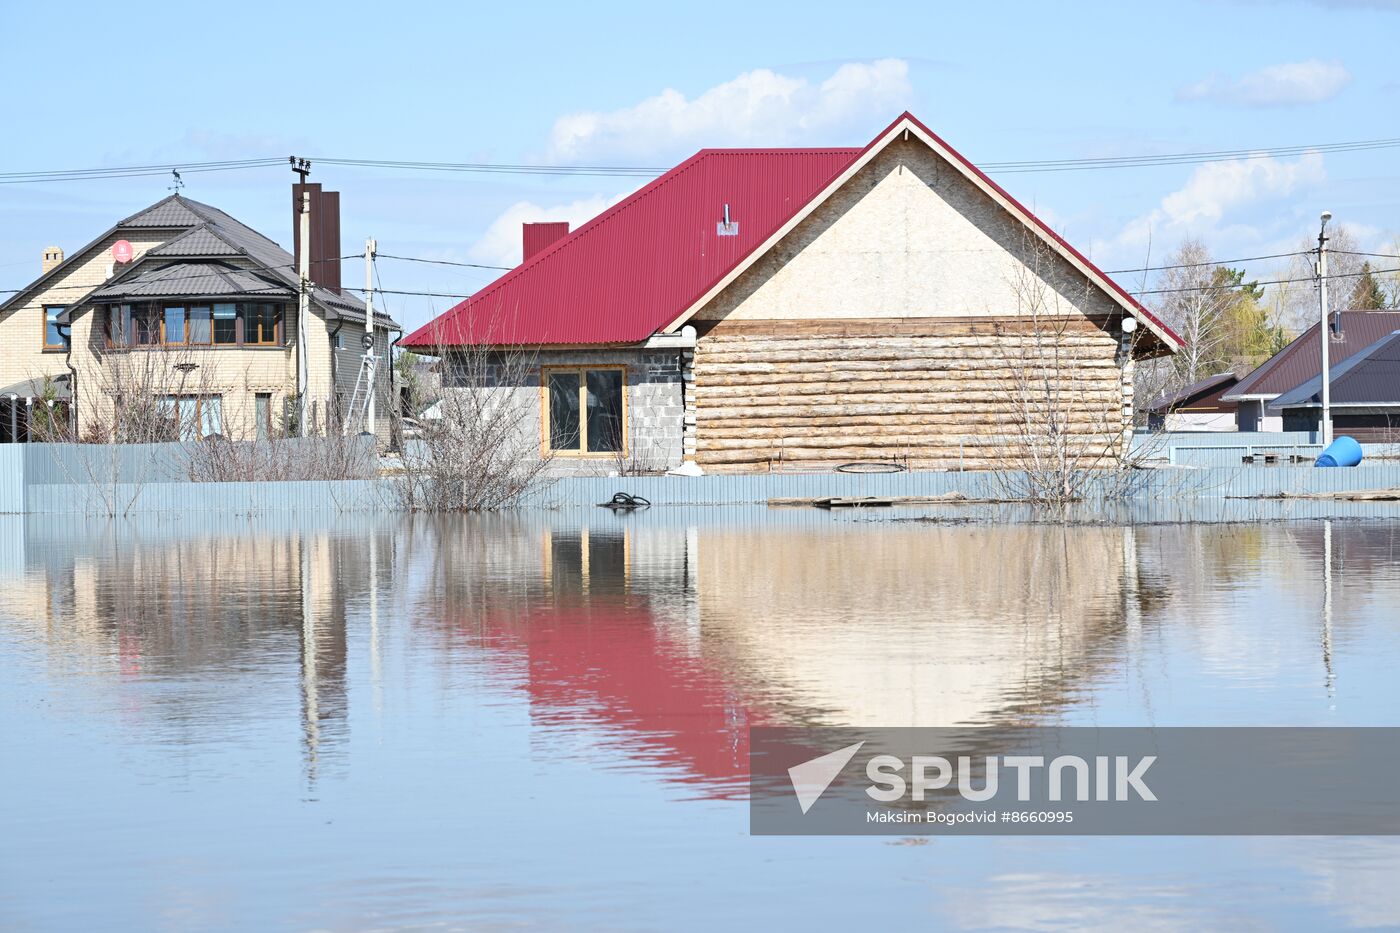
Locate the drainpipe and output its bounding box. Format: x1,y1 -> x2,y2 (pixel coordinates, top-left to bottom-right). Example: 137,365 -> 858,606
61,321 -> 77,439
388,329 -> 403,452
329,320 -> 343,428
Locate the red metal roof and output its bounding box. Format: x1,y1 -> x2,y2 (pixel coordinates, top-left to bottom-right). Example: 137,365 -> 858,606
403,112 -> 1181,350
1224,310 -> 1400,399
402,148 -> 859,347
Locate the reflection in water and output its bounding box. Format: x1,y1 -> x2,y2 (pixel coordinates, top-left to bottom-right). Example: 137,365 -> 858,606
3,509 -> 1400,929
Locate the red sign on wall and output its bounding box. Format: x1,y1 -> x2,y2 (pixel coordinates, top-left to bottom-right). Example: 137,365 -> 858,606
112,240 -> 133,263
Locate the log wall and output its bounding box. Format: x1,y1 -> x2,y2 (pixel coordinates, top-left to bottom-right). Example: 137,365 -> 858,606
692,317 -> 1125,472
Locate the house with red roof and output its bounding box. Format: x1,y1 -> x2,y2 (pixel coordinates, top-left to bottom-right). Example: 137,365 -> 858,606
403,113 -> 1181,473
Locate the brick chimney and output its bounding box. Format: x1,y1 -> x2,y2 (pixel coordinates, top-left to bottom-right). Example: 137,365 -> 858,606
523,222 -> 569,262
41,246 -> 64,273
292,183 -> 343,293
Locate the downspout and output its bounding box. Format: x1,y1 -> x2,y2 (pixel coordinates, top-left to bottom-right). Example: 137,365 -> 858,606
60,320 -> 77,439
388,328 -> 403,452
329,319 -> 343,428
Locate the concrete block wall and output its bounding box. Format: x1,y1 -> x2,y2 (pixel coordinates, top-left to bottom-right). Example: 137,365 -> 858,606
441,347 -> 686,475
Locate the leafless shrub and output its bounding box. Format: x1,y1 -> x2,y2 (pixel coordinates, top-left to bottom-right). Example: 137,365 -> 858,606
397,339 -> 554,511
986,238 -> 1152,506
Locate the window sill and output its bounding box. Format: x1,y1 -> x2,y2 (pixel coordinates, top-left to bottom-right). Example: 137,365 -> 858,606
102,344 -> 291,352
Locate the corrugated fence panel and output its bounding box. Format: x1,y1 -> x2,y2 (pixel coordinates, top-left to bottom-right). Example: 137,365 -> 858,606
24,479 -> 387,515
0,445 -> 23,513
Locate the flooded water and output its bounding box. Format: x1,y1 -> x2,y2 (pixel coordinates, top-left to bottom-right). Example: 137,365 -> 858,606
2,506 -> 1400,931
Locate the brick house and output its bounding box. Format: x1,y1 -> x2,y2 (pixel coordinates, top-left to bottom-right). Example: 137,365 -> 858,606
402,113 -> 1181,474
0,188 -> 398,444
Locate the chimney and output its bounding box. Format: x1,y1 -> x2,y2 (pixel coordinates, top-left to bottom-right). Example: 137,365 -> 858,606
292,183 -> 343,293
41,246 -> 64,273
522,222 -> 569,262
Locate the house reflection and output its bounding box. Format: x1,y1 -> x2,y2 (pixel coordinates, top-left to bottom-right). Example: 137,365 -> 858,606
0,516 -> 403,786
418,515 -> 1154,795
0,512 -> 1202,798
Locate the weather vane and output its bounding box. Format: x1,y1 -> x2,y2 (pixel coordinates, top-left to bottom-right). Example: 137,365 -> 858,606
168,169 -> 184,192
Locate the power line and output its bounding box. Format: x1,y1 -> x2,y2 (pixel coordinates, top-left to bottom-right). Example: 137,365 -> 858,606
982,137 -> 1400,174
1130,265 -> 1400,297
376,253 -> 512,271
6,135 -> 1400,185
1104,250 -> 1308,275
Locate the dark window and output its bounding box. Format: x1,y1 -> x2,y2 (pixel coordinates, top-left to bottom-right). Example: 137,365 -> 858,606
134,307 -> 160,346
255,393 -> 272,440
213,303 -> 237,344
547,371 -> 581,450
107,305 -> 131,347
545,367 -> 625,454
43,306 -> 66,349
248,303 -> 279,345
585,369 -> 624,453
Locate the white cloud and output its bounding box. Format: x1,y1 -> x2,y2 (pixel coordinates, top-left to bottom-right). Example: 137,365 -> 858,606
546,59 -> 913,161
1178,60 -> 1351,107
1099,152 -> 1327,258
468,194 -> 628,267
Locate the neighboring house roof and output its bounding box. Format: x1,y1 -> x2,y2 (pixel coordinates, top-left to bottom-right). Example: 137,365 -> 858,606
403,112 -> 1182,353
88,260 -> 295,301
1269,330 -> 1400,409
1223,310 -> 1400,401
3,193 -> 399,330
1147,372 -> 1239,413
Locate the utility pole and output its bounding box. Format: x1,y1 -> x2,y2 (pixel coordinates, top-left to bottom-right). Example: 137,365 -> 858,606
298,191 -> 312,435
365,237 -> 377,438
1317,211 -> 1333,447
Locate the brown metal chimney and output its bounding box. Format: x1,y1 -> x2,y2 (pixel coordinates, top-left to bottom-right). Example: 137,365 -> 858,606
293,183 -> 343,293
522,222 -> 569,262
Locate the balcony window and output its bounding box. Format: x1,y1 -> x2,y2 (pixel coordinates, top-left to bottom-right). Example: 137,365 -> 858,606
213,304 -> 237,344
105,302 -> 283,349
188,306 -> 212,345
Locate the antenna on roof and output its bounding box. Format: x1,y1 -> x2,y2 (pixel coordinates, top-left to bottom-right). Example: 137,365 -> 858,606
168,169 -> 184,193
290,157 -> 312,183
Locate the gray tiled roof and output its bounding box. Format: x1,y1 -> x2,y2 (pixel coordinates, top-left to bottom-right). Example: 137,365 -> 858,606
118,195 -> 206,228
5,193 -> 400,329
147,225 -> 242,257
89,261 -> 295,301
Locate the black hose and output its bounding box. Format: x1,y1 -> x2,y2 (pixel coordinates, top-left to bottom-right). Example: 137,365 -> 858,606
599,492 -> 651,509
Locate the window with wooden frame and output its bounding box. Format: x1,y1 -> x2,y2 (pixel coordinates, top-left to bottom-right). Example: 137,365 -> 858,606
104,302 -> 283,348
42,306 -> 67,349
543,366 -> 626,455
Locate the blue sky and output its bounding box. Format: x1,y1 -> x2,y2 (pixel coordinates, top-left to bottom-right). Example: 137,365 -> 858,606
3,0 -> 1398,332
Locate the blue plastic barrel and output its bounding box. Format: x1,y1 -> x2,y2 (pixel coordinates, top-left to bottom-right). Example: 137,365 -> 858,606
1316,436 -> 1363,468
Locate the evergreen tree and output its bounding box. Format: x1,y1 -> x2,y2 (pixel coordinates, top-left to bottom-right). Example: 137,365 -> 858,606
1347,262 -> 1389,310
